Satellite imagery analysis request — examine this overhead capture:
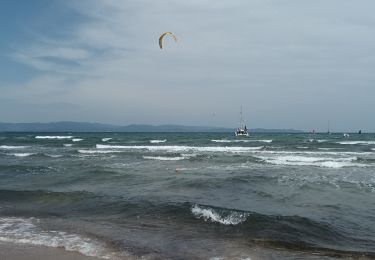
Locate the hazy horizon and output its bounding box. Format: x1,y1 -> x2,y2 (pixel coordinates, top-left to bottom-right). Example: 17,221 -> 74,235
1,1 -> 374,132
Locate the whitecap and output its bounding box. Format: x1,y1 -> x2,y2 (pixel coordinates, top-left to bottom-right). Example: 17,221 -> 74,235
0,145 -> 28,149
78,150 -> 121,154
150,139 -> 167,144
257,155 -> 364,168
0,217 -> 114,259
211,139 -> 272,143
64,144 -> 73,147
35,136 -> 73,139
45,154 -> 63,158
9,153 -> 35,157
143,156 -> 186,161
102,138 -> 112,142
96,144 -> 263,153
337,141 -> 375,145
191,204 -> 249,225
72,138 -> 83,142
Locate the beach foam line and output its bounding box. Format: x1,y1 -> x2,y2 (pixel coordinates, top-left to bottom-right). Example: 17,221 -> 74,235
35,136 -> 73,139
0,217 -> 114,259
191,204 -> 249,225
0,145 -> 28,149
96,144 -> 263,153
150,139 -> 167,144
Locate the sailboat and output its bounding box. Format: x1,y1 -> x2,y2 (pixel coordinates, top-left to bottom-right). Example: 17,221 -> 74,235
235,106 -> 249,137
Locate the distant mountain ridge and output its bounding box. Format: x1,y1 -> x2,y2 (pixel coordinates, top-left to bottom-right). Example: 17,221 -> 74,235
0,121 -> 304,133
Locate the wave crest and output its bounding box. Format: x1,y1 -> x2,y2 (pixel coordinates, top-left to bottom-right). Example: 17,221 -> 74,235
191,204 -> 249,225
35,136 -> 73,139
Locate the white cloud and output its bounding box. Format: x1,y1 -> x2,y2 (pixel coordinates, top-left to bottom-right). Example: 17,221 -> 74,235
2,0 -> 375,130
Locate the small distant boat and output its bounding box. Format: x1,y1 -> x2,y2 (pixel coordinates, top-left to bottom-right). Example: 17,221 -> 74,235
235,106 -> 249,137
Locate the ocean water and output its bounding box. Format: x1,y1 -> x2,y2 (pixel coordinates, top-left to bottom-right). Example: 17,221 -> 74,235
0,132 -> 375,259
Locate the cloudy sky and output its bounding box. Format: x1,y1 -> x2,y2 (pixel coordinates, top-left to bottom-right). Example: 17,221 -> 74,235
1,0 -> 374,131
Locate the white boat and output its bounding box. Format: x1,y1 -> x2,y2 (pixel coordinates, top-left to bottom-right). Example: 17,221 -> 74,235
235,106 -> 249,137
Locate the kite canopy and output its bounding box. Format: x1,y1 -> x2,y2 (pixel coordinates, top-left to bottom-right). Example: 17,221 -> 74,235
159,32 -> 177,49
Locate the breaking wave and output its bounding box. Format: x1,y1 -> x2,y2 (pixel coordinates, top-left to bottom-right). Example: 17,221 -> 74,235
35,136 -> 73,139
191,204 -> 249,225
78,150 -> 121,154
0,145 -> 28,149
8,153 -> 35,157
257,155 -> 364,168
143,156 -> 187,161
150,139 -> 167,144
96,144 -> 263,153
337,141 -> 375,145
211,139 -> 272,143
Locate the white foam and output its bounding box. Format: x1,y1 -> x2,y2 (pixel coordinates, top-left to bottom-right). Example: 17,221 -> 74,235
297,146 -> 309,149
337,141 -> 375,145
45,154 -> 63,158
192,204 -> 249,225
0,145 -> 28,149
317,140 -> 328,143
211,139 -> 272,143
150,139 -> 167,144
143,156 -> 187,161
0,217 -> 113,259
257,155 -> 363,168
9,153 -> 35,157
72,138 -> 83,142
96,144 -> 263,153
35,136 -> 73,139
64,144 -> 73,147
78,150 -> 121,154
102,138 -> 112,142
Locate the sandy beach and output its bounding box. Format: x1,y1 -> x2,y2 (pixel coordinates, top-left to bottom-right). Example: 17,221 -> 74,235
0,242 -> 103,260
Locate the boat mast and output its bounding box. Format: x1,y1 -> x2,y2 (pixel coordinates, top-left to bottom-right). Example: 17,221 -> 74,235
240,105 -> 244,127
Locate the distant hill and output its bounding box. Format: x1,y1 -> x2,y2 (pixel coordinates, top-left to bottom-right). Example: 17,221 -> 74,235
0,122 -> 304,133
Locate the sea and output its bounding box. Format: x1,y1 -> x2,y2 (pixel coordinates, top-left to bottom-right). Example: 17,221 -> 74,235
0,132 -> 374,259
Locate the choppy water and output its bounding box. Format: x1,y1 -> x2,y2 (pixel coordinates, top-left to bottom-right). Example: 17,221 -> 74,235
1,132 -> 375,259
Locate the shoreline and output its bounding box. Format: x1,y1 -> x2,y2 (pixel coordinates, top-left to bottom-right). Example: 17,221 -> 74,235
0,242 -> 104,260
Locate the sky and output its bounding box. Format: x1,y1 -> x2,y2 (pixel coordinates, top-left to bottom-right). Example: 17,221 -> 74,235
1,0 -> 374,131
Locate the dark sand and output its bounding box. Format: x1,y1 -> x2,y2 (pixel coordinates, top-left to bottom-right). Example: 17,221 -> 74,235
0,242 -> 103,260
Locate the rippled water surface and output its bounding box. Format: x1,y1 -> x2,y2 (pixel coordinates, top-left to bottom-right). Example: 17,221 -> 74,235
1,132 -> 375,259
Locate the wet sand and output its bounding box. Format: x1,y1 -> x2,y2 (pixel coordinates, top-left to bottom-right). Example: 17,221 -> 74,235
0,242 -> 102,260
